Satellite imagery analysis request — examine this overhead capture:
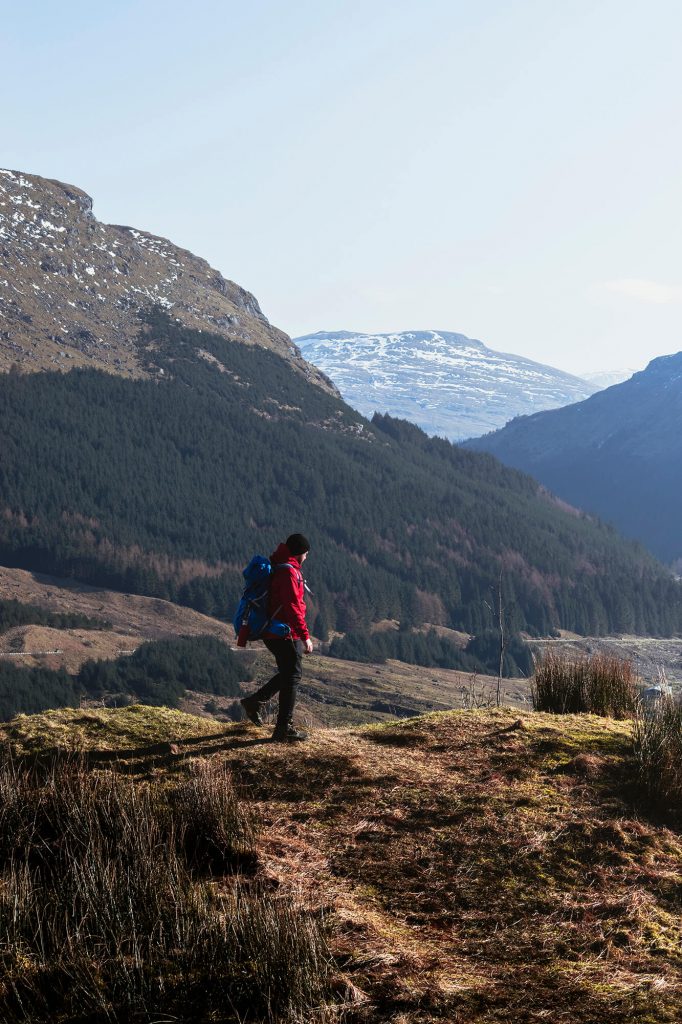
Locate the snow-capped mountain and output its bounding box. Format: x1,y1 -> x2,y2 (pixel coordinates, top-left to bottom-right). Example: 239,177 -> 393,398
294,330 -> 597,441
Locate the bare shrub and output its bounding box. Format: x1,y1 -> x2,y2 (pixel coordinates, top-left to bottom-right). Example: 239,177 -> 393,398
531,651 -> 637,718
0,754 -> 331,1023
633,693 -> 682,812
459,673 -> 497,709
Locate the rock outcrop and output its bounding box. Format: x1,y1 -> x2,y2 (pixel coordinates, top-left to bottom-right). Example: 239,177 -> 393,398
0,168 -> 331,390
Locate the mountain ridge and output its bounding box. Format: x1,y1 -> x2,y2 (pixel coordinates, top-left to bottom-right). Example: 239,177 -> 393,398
0,167 -> 332,392
2,310 -> 681,639
295,328 -> 596,441
465,351 -> 682,563
2,169 -> 681,639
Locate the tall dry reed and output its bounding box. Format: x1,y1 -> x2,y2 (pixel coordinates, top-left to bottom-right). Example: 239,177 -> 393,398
633,693 -> 682,813
532,650 -> 637,718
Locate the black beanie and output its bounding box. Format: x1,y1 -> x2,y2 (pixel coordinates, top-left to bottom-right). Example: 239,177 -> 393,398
286,533 -> 310,556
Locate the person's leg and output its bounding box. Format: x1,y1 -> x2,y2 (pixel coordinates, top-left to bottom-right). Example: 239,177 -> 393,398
251,639 -> 291,702
273,640 -> 304,734
240,639 -> 289,724
242,639 -> 306,738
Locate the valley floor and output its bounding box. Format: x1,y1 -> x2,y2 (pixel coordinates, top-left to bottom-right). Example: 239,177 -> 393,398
3,565 -> 680,727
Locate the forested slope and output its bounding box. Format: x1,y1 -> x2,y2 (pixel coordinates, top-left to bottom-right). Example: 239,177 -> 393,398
1,311 -> 680,636
465,352 -> 682,564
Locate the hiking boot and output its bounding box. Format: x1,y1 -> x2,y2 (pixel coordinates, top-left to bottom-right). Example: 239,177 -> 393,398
271,724 -> 308,743
240,696 -> 264,726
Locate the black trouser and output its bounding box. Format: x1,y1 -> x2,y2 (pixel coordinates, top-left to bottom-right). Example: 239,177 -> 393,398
252,639 -> 304,730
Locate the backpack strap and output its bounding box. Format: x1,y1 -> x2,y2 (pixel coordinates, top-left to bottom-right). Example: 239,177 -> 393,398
274,561 -> 302,582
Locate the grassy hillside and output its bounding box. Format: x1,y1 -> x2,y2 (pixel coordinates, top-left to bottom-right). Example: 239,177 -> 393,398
2,705 -> 680,1022
1,311 -> 681,638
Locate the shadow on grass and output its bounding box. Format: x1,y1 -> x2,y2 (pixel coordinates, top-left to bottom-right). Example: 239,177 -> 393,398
4,729 -> 275,778
230,747 -> 397,805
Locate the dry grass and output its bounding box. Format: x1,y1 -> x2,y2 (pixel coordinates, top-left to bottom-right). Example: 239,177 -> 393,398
225,710 -> 682,1023
0,753 -> 331,1023
2,705 -> 681,1022
532,650 -> 638,718
633,695 -> 682,814
0,704 -> 224,754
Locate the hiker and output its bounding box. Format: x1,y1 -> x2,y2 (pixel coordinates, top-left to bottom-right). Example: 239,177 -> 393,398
240,534 -> 313,742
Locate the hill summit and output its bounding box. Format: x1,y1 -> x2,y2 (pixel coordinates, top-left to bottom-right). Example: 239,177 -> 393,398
0,168 -> 330,390
2,705 -> 681,1023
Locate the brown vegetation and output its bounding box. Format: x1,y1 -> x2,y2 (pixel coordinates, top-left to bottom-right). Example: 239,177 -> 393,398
0,751 -> 330,1023
633,695 -> 682,814
0,564 -> 228,636
0,624 -> 140,672
532,650 -> 638,717
1,706 -> 680,1022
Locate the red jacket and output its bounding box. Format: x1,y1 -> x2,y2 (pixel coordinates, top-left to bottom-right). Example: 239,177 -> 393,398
266,543 -> 309,641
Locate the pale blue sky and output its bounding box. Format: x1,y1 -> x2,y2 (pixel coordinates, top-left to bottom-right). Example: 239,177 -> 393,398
4,0 -> 681,374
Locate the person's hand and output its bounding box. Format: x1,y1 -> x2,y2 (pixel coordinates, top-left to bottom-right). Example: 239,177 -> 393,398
305,638 -> 314,654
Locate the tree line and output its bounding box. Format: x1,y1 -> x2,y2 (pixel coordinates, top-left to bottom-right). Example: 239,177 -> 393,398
0,636 -> 251,721
329,626 -> 534,677
0,597 -> 110,632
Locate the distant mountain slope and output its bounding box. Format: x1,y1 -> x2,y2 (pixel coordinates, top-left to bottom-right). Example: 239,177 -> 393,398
465,352 -> 682,564
1,310 -> 681,638
582,368 -> 638,389
0,168 -> 331,391
295,329 -> 596,441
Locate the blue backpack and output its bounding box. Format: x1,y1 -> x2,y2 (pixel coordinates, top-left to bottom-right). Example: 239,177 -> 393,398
233,555 -> 292,645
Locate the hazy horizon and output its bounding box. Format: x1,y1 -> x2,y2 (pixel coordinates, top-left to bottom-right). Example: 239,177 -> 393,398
5,0 -> 681,375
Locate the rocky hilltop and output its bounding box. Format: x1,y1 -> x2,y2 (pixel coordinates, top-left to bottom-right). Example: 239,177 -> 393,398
295,329 -> 596,441
0,168 -> 330,389
2,705 -> 680,1023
